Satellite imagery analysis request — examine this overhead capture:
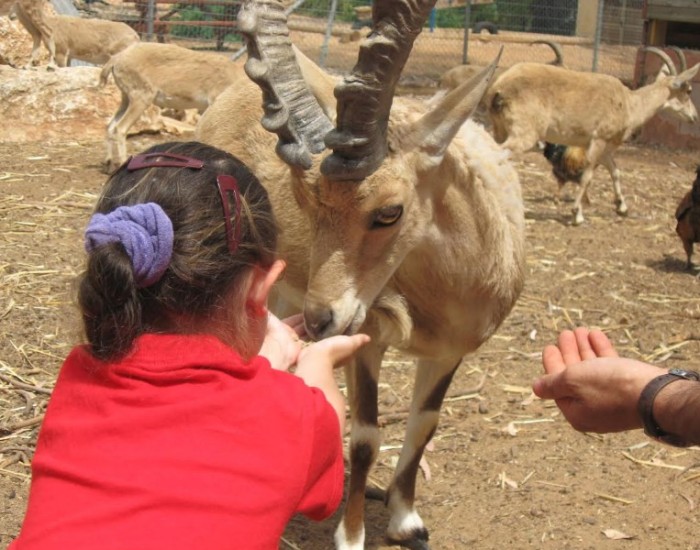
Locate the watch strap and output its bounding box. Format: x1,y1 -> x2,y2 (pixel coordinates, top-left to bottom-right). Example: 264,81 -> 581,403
637,368 -> 700,447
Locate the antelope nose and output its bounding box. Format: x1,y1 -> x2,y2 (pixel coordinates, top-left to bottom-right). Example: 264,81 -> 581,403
304,304 -> 334,341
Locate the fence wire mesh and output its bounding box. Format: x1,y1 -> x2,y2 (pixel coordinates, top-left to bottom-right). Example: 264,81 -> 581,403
84,0 -> 646,89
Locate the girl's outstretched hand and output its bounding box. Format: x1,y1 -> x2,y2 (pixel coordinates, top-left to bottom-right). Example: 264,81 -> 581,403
259,313 -> 305,372
298,333 -> 371,368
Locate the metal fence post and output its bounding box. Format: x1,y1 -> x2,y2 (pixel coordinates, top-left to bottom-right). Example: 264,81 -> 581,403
462,0 -> 472,64
592,0 -> 605,72
147,0 -> 155,42
319,0 -> 338,67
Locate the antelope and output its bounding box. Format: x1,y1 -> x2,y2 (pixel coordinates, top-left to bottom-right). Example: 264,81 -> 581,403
99,42 -> 244,172
438,39 -> 564,93
196,0 -> 525,548
487,46 -> 699,225
13,0 -> 139,69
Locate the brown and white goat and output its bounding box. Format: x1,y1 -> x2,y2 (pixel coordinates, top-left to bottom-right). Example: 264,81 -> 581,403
99,42 -> 244,172
14,0 -> 139,68
487,47 -> 699,225
196,0 -> 525,548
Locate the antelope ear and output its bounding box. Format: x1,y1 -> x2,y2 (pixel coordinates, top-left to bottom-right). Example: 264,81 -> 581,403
406,48 -> 503,163
293,45 -> 337,121
674,63 -> 700,87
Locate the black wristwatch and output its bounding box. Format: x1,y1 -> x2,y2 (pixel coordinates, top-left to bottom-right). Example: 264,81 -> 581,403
637,368 -> 700,447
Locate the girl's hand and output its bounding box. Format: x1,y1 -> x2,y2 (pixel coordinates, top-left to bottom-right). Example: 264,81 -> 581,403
297,333 -> 371,368
259,313 -> 305,371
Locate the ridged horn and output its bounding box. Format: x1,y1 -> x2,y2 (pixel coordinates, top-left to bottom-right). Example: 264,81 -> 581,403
668,45 -> 687,72
320,0 -> 438,181
643,46 -> 677,76
237,0 -> 334,169
531,40 -> 563,66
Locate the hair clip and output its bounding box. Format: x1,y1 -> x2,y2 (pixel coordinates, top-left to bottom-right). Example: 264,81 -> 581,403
127,152 -> 205,171
124,151 -> 241,253
216,175 -> 242,253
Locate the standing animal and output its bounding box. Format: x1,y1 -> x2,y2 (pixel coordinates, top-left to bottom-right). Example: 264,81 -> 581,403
99,42 -> 244,172
14,0 -> 139,68
196,0 -> 525,548
487,47 -> 699,225
438,39 -> 564,92
675,166 -> 700,269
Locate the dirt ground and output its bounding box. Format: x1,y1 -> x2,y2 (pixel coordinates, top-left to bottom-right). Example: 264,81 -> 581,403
1,125 -> 699,549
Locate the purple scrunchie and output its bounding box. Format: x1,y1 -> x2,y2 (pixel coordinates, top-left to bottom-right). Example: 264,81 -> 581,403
84,203 -> 174,288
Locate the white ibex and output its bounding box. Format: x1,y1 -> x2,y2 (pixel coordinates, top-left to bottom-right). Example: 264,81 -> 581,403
487,46 -> 699,225
100,42 -> 244,172
13,0 -> 139,68
196,0 -> 525,548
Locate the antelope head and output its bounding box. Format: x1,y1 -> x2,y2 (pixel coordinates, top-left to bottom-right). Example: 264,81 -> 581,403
238,0 -> 501,342
645,46 -> 699,123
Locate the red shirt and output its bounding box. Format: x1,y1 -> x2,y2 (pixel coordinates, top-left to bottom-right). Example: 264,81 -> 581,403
10,334 -> 344,550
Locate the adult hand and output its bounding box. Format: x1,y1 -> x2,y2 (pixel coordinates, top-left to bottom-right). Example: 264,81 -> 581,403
533,327 -> 665,433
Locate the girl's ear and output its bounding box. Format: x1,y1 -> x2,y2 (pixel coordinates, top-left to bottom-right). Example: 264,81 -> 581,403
246,259 -> 286,317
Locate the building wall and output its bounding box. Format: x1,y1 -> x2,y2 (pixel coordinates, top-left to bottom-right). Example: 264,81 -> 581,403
576,0 -> 599,37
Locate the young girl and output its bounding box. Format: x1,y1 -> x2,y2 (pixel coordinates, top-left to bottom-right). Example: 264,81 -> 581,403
10,141 -> 369,549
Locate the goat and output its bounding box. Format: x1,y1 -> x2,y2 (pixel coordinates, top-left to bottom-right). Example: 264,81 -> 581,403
438,39 -> 564,92
99,42 -> 244,172
675,165 -> 700,270
196,0 -> 525,548
13,0 -> 139,69
487,46 -> 699,225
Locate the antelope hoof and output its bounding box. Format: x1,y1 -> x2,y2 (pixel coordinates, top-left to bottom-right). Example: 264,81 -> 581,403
386,527 -> 430,550
571,209 -> 585,226
615,201 -> 628,216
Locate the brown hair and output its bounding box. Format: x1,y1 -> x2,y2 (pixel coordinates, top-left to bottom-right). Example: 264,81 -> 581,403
78,141 -> 278,361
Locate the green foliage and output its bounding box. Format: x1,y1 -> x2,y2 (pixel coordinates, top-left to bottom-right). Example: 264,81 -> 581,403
171,7 -> 213,39
169,2 -> 241,44
432,0 -> 532,31
494,0 -> 533,32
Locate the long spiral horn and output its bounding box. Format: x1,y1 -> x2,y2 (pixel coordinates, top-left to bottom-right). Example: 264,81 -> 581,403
237,0 -> 334,169
321,0 -> 438,181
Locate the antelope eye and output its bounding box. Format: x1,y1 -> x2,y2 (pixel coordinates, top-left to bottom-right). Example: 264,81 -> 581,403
371,205 -> 403,228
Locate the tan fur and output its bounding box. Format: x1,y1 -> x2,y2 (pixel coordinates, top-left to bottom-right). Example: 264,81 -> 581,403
99,42 -> 245,171
13,0 -> 139,68
487,60 -> 700,225
439,40 -> 563,92
197,53 -> 525,546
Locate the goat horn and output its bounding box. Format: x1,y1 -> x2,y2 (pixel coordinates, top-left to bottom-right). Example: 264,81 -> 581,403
643,46 -> 677,76
531,40 -> 563,66
321,0 -> 438,181
668,45 -> 687,72
237,0 -> 334,169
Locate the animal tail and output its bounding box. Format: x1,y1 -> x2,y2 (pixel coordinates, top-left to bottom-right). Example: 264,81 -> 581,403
99,56 -> 115,87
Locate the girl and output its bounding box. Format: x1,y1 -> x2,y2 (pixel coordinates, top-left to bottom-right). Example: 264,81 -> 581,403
10,141 -> 369,549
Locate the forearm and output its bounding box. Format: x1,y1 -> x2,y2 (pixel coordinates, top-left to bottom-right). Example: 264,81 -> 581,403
653,380 -> 700,446
295,363 -> 346,434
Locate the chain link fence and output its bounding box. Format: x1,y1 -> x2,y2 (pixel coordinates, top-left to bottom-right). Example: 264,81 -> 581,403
84,0 -> 646,89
